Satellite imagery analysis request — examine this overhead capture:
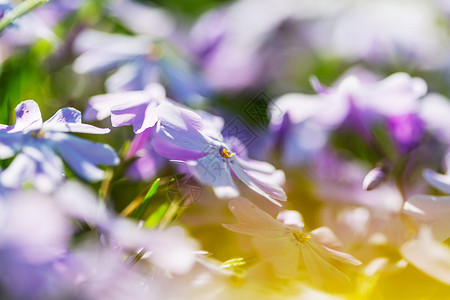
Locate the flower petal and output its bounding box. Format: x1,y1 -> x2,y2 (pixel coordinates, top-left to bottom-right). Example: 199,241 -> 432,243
401,227 -> 450,285
0,132 -> 25,159
252,236 -> 299,278
301,243 -> 352,290
156,102 -> 210,152
423,169 -> 450,194
85,90 -> 149,121
111,100 -> 158,134
43,107 -> 110,134
9,100 -> 43,133
187,154 -> 239,198
0,142 -> 63,192
308,240 -> 361,266
49,133 -> 119,182
222,198 -> 288,238
230,159 -> 286,206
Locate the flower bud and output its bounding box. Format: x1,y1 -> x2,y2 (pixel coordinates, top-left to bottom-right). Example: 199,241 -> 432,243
363,167 -> 387,191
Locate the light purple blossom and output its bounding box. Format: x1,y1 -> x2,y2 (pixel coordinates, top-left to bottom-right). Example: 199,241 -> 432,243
73,28 -> 211,104
266,70 -> 427,166
153,104 -> 287,206
0,100 -> 119,191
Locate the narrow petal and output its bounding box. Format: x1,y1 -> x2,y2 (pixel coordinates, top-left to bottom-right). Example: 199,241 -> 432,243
9,100 -> 43,133
401,227 -> 450,285
187,155 -> 238,198
0,132 -> 25,159
111,100 -> 158,133
126,127 -> 154,158
301,243 -> 352,290
277,210 -> 305,228
308,241 -> 361,266
156,102 -> 210,152
423,169 -> 450,194
310,226 -> 343,249
49,133 -> 119,182
85,90 -> 149,121
234,156 -> 276,174
152,132 -> 205,161
230,160 -> 286,206
43,107 -> 110,134
222,198 -> 288,238
404,195 -> 450,222
0,142 -> 64,192
252,237 -> 299,278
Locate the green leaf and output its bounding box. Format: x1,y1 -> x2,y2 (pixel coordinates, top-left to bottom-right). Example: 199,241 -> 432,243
144,202 -> 170,228
131,178 -> 160,219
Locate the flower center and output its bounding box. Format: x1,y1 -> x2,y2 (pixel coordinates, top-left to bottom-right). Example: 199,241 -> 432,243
292,231 -> 311,243
30,129 -> 45,139
219,147 -> 235,159
147,43 -> 163,61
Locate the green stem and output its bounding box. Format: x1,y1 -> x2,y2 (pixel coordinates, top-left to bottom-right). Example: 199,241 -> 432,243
0,0 -> 49,33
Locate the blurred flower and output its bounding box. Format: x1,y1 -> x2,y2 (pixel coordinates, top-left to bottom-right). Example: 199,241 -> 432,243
0,190 -> 73,299
419,93 -> 450,143
404,194 -> 450,242
124,127 -> 167,181
154,105 -> 286,205
267,70 -> 427,166
404,157 -> 450,241
73,27 -> 210,104
306,0 -> 449,68
223,198 -> 361,289
0,0 -> 84,62
387,113 -> 425,154
189,0 -> 345,91
362,165 -> 389,191
0,100 -> 119,191
401,227 -> 450,285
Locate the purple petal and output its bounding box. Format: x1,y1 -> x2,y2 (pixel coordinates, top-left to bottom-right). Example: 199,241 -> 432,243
230,159 -> 286,206
9,100 -> 43,133
0,142 -> 64,192
126,127 -> 154,158
73,30 -> 149,74
187,155 -> 239,198
85,90 -> 149,121
152,132 -> 206,160
111,101 -> 158,134
156,103 -> 209,152
109,0 -> 175,37
49,133 -> 119,182
43,107 -> 110,134
0,132 -> 26,159
423,169 -> 450,194
104,61 -> 153,93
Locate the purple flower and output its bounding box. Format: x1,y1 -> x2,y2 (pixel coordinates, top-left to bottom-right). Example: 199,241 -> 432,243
0,191 -> 73,299
153,104 -> 287,206
73,29 -> 211,104
0,100 -> 119,191
266,70 -> 427,166
387,113 -> 424,154
85,82 -> 166,133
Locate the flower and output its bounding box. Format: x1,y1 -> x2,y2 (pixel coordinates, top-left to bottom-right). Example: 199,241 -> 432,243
401,227 -> 450,285
0,100 -> 119,191
223,198 -> 361,289
266,70 -> 427,166
403,159 -> 450,241
72,28 -> 210,104
85,82 -> 167,133
153,105 -> 287,206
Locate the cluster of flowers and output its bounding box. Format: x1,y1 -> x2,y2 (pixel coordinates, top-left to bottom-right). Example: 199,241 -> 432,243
0,0 -> 450,299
